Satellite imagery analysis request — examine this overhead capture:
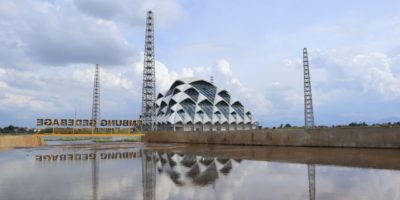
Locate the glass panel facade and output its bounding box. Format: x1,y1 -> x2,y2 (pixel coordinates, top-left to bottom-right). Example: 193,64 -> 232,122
191,81 -> 216,103
173,89 -> 181,96
231,112 -> 237,120
216,102 -> 229,119
165,89 -> 173,96
184,88 -> 199,102
166,100 -> 176,115
158,101 -> 167,114
181,99 -> 196,120
214,111 -> 221,120
177,110 -> 185,120
218,91 -> 230,104
199,100 -> 213,118
232,102 -> 245,119
196,111 -> 204,120
169,80 -> 184,90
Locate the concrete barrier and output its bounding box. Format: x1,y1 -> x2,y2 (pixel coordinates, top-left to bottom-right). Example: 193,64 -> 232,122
144,127 -> 400,148
0,135 -> 46,149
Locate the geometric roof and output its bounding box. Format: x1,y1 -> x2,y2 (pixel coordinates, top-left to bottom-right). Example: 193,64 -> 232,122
155,77 -> 255,125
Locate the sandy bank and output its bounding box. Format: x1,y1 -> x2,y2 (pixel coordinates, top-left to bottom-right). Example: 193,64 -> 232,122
0,135 -> 46,150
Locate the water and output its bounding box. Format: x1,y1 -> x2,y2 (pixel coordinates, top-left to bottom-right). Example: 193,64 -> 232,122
0,142 -> 399,200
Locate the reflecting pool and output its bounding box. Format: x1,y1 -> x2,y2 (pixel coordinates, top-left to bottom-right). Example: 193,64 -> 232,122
0,143 -> 399,200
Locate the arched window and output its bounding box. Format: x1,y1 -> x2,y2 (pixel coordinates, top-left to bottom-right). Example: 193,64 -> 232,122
232,101 -> 245,119
216,101 -> 229,119
184,88 -> 199,102
180,99 -> 196,120
190,81 -> 216,103
218,90 -> 230,104
198,100 -> 213,118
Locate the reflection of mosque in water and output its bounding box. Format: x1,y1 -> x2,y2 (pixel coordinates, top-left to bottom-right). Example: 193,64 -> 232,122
141,150 -> 241,200
141,150 -> 316,200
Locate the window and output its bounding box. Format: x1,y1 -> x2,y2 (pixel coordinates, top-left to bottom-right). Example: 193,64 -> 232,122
177,110 -> 185,120
184,88 -> 199,102
199,100 -> 213,118
232,101 -> 245,119
180,99 -> 196,120
166,100 -> 176,115
216,101 -> 229,119
190,81 -> 216,103
218,90 -> 230,104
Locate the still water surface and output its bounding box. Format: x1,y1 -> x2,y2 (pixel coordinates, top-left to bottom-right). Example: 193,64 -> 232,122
0,142 -> 399,200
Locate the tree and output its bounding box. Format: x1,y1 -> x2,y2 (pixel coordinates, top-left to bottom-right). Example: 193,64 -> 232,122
284,123 -> 292,128
3,125 -> 15,132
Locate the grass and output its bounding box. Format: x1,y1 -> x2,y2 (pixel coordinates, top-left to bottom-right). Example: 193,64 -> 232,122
120,137 -> 141,142
44,136 -> 141,143
44,137 -> 112,141
91,138 -> 114,143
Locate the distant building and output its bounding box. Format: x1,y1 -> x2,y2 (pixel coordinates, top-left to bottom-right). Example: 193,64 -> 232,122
155,78 -> 258,131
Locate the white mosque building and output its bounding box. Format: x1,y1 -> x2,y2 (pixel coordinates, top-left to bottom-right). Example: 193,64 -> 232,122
155,78 -> 258,131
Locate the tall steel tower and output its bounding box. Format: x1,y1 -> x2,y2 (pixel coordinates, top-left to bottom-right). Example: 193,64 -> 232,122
92,64 -> 101,130
303,48 -> 315,200
303,48 -> 315,128
141,11 -> 156,131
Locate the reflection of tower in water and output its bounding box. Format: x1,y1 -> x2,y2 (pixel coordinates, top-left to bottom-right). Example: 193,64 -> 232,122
91,150 -> 99,200
142,150 -> 156,200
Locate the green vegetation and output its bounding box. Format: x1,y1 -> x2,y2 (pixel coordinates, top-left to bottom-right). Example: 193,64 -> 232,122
0,125 -> 36,135
121,137 -> 141,142
37,127 -> 138,134
44,136 -> 141,143
265,121 -> 400,129
44,137 -> 112,141
92,138 -> 114,143
91,137 -> 141,143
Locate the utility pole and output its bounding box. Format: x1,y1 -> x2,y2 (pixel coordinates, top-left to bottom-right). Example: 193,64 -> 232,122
73,107 -> 76,134
303,48 -> 315,200
141,11 -> 156,132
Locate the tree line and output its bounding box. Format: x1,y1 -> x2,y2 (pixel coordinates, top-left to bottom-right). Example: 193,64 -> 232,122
0,125 -> 36,135
264,121 -> 400,129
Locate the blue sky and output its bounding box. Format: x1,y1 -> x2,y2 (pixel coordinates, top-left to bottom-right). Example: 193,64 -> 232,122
0,0 -> 400,127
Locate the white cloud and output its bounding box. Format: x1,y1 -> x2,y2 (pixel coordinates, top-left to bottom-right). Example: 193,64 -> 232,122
217,59 -> 231,75
74,0 -> 185,27
214,59 -> 272,114
313,49 -> 400,100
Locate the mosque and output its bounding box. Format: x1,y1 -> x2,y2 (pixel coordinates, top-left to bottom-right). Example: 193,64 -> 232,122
155,78 -> 257,131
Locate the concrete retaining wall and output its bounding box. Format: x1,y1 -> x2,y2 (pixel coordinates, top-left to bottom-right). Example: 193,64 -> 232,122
144,127 -> 400,148
0,135 -> 46,149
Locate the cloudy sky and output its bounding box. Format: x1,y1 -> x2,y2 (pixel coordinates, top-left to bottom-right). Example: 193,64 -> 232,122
0,0 -> 400,127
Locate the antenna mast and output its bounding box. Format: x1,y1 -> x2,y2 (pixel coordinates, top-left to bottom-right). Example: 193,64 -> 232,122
91,64 -> 101,132
303,48 -> 315,128
141,11 -> 156,131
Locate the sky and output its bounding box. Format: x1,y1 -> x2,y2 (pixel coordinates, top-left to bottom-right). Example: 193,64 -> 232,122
0,0 -> 400,127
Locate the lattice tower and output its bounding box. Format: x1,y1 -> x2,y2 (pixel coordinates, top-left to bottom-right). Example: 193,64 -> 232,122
303,48 -> 315,128
91,64 -> 100,129
141,10 -> 156,131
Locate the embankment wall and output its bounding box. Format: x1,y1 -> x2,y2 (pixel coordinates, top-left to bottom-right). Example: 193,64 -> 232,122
144,127 -> 400,148
0,135 -> 46,149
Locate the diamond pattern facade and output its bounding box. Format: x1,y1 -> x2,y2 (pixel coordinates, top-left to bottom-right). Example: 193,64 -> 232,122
155,78 -> 257,131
